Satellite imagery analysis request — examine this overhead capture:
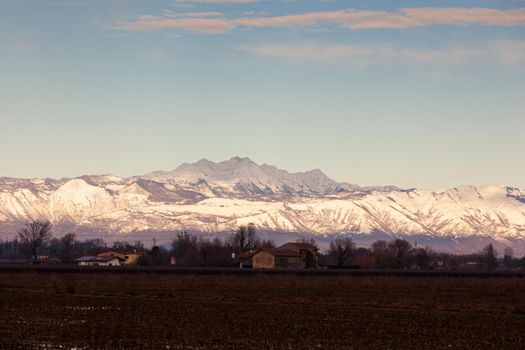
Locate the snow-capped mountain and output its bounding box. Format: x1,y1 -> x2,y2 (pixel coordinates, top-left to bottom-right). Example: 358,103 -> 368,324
1,157 -> 524,254
142,156 -> 362,196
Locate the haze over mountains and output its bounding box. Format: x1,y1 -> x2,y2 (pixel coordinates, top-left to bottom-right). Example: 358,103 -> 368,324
1,157 -> 524,254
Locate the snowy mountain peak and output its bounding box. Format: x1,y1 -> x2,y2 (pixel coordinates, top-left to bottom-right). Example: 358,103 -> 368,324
142,157 -> 352,196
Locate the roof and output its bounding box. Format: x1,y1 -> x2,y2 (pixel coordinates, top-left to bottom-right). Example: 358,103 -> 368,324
278,242 -> 319,252
267,248 -> 302,258
233,248 -> 264,263
233,243 -> 319,263
76,256 -> 96,262
97,249 -> 143,256
76,255 -> 125,263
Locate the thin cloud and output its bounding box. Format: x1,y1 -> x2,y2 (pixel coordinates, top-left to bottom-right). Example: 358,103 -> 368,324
400,7 -> 525,27
163,10 -> 224,18
2,34 -> 33,53
234,7 -> 525,29
488,40 -> 525,64
11,42 -> 33,53
238,41 -> 525,67
114,15 -> 235,34
174,0 -> 258,3
43,0 -> 89,5
113,7 -> 525,34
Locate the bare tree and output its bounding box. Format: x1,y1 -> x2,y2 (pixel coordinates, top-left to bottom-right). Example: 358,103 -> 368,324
198,238 -> 213,266
139,244 -> 171,267
18,220 -> 53,260
207,237 -> 231,267
81,238 -> 106,255
171,231 -> 199,266
481,244 -> 498,271
259,239 -> 276,249
229,223 -> 259,253
59,232 -> 78,263
112,240 -> 144,251
413,247 -> 430,270
328,236 -> 355,266
503,247 -> 514,269
371,240 -> 391,269
388,239 -> 412,269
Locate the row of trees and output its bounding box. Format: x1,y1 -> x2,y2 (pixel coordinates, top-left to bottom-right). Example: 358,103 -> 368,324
145,224 -> 276,267
326,237 -> 430,269
1,221 -> 137,262
0,221 -> 276,267
2,220 -> 525,270
326,236 -> 522,271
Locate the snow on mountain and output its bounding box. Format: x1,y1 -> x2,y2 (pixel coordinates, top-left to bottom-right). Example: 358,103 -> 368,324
1,158 -> 525,253
142,156 -> 360,196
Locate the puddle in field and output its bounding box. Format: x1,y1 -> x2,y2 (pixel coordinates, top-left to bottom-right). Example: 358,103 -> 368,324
14,317 -> 88,327
36,345 -> 87,350
64,306 -> 121,311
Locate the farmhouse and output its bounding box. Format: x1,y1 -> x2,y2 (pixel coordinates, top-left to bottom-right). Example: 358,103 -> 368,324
75,255 -> 125,267
234,242 -> 320,269
96,249 -> 143,265
235,249 -> 275,269
276,242 -> 320,268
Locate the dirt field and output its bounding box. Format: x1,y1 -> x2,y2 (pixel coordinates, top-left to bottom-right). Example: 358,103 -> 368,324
1,272 -> 524,349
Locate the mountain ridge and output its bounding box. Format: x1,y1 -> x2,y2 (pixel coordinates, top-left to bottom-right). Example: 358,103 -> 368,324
141,156 -> 394,195
1,157 -> 524,254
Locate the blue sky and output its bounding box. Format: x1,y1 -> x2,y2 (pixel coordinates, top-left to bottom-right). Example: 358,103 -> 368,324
0,0 -> 524,189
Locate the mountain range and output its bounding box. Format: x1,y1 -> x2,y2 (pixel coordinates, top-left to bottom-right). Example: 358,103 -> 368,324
1,157 -> 524,254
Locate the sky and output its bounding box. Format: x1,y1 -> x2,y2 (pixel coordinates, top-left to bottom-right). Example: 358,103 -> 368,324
0,0 -> 524,190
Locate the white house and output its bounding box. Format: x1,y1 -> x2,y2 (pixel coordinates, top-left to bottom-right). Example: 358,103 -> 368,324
75,255 -> 125,267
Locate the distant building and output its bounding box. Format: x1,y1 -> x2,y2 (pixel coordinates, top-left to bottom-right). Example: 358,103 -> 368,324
234,248 -> 274,269
429,260 -> 445,270
35,255 -> 61,264
276,243 -> 320,269
96,250 -> 143,265
234,242 -> 320,269
40,256 -> 61,264
76,255 -> 125,267
464,261 -> 482,270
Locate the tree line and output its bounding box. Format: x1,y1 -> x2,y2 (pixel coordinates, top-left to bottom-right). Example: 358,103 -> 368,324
0,221 -> 275,267
324,236 -> 523,271
2,220 -> 525,271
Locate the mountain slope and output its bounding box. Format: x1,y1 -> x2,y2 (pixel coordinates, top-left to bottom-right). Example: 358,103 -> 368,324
1,158 -> 524,253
